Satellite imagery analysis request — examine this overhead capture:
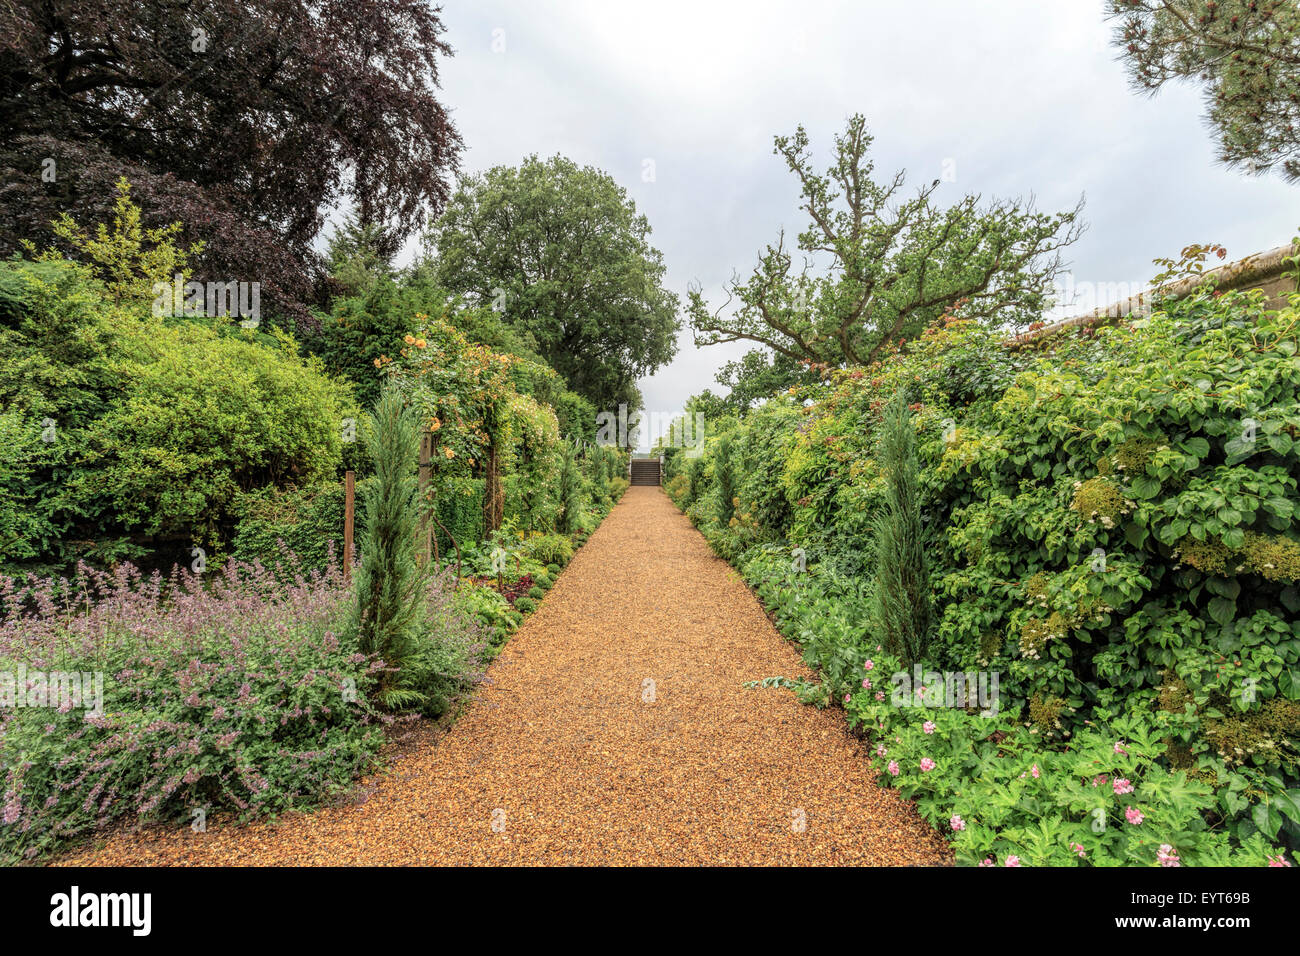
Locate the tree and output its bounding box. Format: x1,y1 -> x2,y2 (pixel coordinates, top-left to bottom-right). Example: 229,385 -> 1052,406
689,115 -> 1083,369
715,349 -> 817,412
0,0 -> 462,323
1108,1 -> 1300,181
426,154 -> 680,412
873,392 -> 930,668
351,384 -> 425,703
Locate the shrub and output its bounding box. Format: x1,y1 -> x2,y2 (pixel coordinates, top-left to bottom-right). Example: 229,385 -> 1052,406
527,585 -> 545,600
0,556 -> 382,862
521,532 -> 573,567
513,596 -> 536,614
873,392 -> 931,667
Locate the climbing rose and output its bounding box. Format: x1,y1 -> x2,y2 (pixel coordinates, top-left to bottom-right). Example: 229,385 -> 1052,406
1113,778 -> 1134,796
923,721 -> 936,734
1157,844 -> 1180,867
919,757 -> 936,772
950,814 -> 965,832
1005,855 -> 1021,867
888,760 -> 900,776
1125,806 -> 1144,826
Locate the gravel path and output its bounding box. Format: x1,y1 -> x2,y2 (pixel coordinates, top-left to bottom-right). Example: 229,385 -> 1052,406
58,487 -> 950,866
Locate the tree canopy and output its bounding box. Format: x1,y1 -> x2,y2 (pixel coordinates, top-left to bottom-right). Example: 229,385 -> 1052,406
688,115 -> 1083,377
426,154 -> 680,413
0,0 -> 462,323
1108,0 -> 1300,182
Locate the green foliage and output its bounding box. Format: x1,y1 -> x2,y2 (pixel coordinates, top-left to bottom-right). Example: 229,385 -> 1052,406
0,256 -> 352,574
521,532 -> 574,567
426,153 -> 680,410
673,280 -> 1300,866
557,443 -> 583,534
874,392 -> 931,666
230,483 -> 352,572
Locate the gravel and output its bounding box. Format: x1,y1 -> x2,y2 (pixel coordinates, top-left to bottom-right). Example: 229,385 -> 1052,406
56,487 -> 950,866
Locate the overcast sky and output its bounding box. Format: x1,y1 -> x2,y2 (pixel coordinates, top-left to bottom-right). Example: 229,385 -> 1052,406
410,0 -> 1297,447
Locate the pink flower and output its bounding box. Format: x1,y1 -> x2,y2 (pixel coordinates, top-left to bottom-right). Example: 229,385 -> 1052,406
1112,778 -> 1133,796
862,678 -> 871,689
864,659 -> 875,671
979,857 -> 995,867
1091,774 -> 1108,788
1267,855 -> 1292,868
1113,741 -> 1128,756
1157,844 -> 1180,867
1070,843 -> 1086,858
1125,806 -> 1144,826
875,691 -> 885,701
887,760 -> 900,776
919,757 -> 936,772
842,693 -> 851,706
1030,763 -> 1040,779
950,814 -> 966,832
1005,855 -> 1021,867
923,720 -> 936,734
876,743 -> 888,757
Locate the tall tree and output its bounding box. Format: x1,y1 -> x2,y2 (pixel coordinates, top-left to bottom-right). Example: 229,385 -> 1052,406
426,155 -> 680,412
1108,0 -> 1300,181
0,0 -> 462,323
874,391 -> 930,668
689,115 -> 1083,369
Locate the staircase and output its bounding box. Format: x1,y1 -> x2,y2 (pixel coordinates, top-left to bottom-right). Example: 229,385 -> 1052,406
629,458 -> 661,486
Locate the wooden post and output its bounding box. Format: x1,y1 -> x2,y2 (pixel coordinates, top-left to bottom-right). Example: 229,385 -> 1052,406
343,469 -> 355,582
418,430 -> 433,565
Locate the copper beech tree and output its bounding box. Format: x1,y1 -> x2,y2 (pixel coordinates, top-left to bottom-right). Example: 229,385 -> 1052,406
0,0 -> 462,324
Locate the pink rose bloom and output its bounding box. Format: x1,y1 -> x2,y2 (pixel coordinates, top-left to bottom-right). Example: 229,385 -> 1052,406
1112,778 -> 1133,795
1125,806 -> 1144,826
1030,764 -> 1040,779
920,757 -> 936,772
864,659 -> 874,671
1005,855 -> 1021,867
950,814 -> 965,832
1157,844 -> 1180,867
923,720 -> 936,734
1267,855 -> 1292,868
1070,843 -> 1086,858
887,760 -> 900,776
